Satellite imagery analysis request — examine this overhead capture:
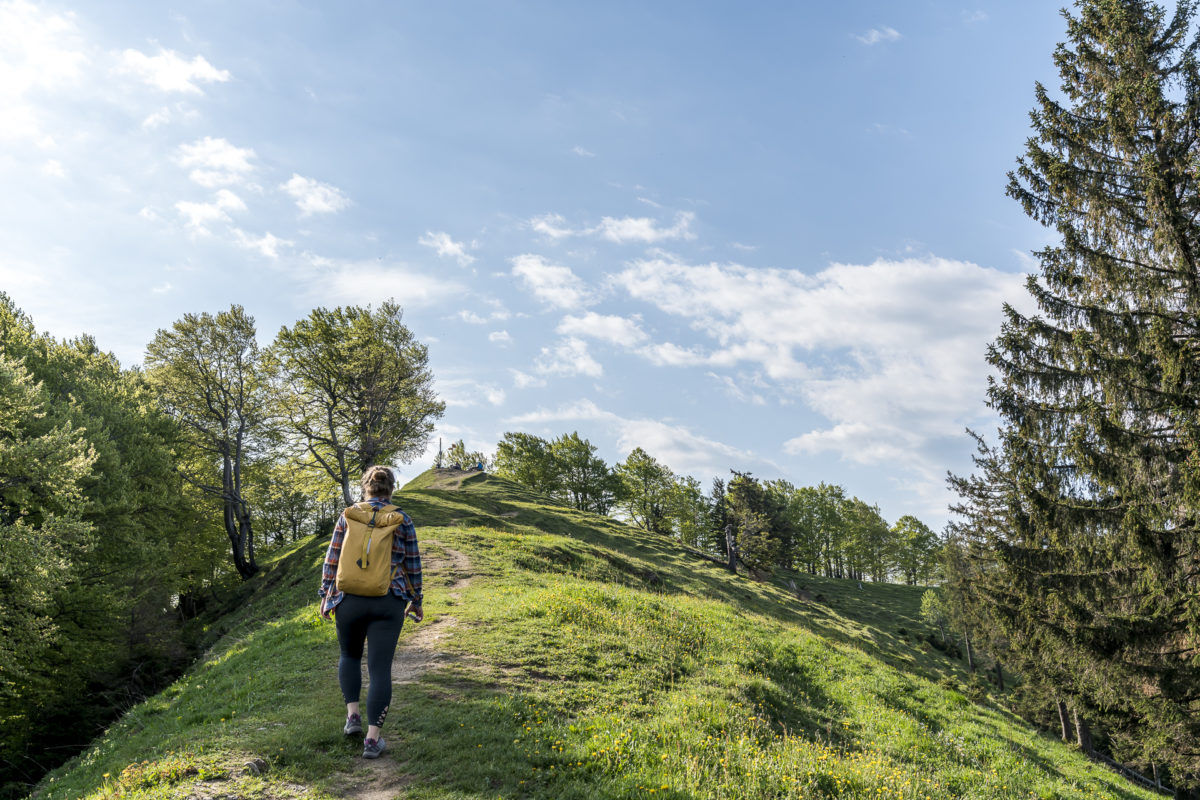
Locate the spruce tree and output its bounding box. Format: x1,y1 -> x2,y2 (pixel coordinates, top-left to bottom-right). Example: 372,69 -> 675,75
955,0 -> 1200,782
704,476 -> 730,557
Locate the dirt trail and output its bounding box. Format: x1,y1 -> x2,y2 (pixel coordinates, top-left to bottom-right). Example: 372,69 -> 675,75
336,541 -> 472,799
392,544 -> 471,683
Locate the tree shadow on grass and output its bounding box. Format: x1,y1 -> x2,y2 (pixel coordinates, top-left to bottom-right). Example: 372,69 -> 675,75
740,642 -> 847,744
401,488 -> 979,701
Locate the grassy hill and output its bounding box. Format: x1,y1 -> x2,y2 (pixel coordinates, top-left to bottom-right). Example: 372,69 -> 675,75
31,470 -> 1158,800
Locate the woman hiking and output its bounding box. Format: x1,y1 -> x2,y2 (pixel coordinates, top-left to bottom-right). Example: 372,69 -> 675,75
319,465 -> 423,759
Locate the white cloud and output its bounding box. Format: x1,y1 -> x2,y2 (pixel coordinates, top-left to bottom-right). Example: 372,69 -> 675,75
119,48 -> 230,94
305,257 -> 462,306
1011,249 -> 1041,272
0,257 -> 49,292
0,0 -> 89,141
639,341 -> 722,368
142,107 -> 171,129
233,229 -> 291,259
572,145 -> 595,157
511,368 -> 546,389
489,330 -> 512,345
535,337 -> 602,378
507,398 -> 612,425
637,197 -> 662,209
456,310 -> 487,324
963,10 -> 989,24
481,297 -> 511,320
510,254 -> 592,309
142,103 -> 199,130
151,281 -> 172,294
455,304 -> 510,325
613,417 -> 753,479
556,312 -> 647,348
856,26 -> 902,45
506,398 -> 753,479
530,213 -> 575,240
177,137 -> 256,188
595,211 -> 695,244
612,254 -> 1032,479
281,173 -> 350,216
870,122 -> 910,137
174,188 -> 246,233
707,372 -> 766,406
41,159 -> 64,178
785,421 -> 913,463
527,211 -> 696,245
419,230 -> 475,266
438,377 -> 506,408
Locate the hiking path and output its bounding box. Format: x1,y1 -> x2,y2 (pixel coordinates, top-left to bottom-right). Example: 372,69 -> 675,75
333,540 -> 474,800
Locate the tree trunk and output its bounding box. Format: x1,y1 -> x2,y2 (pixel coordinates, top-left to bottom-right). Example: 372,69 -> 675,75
1073,708 -> 1093,754
1056,700 -> 1070,741
240,501 -> 258,577
224,502 -> 253,578
221,454 -> 253,579
994,661 -> 1004,692
724,524 -> 737,574
963,634 -> 975,672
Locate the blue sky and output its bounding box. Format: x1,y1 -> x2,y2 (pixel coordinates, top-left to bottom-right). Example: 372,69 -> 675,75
1,1 -> 1068,527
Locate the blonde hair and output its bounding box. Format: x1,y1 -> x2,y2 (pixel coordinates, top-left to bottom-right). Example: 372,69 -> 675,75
360,465 -> 396,499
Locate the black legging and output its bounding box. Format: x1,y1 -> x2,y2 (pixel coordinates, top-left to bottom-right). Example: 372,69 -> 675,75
335,592 -> 407,728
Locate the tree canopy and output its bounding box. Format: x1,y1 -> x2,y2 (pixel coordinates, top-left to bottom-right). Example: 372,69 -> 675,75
269,302 -> 444,507
951,0 -> 1200,783
0,295 -> 201,797
145,305 -> 266,578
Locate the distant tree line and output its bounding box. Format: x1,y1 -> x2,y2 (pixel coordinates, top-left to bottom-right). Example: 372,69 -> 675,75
490,431 -> 941,584
0,295 -> 443,798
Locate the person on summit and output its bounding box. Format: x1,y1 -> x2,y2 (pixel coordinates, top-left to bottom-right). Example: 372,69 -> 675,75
318,465 -> 423,759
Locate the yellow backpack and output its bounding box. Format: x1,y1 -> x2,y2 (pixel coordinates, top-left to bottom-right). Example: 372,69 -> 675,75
335,502 -> 409,597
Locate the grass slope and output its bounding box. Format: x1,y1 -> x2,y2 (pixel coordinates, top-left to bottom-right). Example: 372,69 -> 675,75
31,471 -> 1157,800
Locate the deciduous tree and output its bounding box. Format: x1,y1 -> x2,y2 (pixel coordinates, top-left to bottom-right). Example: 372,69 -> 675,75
667,474 -> 710,548
145,305 -> 266,578
614,447 -> 676,535
0,296 -> 199,796
269,302 -> 443,506
891,515 -> 938,585
493,432 -> 560,496
550,432 -> 616,514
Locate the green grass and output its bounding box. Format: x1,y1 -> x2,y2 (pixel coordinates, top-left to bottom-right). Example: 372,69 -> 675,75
31,470 -> 1159,799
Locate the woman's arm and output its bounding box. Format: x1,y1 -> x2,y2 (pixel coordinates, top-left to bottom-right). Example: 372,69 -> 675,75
318,513 -> 348,618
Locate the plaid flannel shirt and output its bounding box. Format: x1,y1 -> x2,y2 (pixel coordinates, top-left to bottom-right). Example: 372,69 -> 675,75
319,496 -> 422,615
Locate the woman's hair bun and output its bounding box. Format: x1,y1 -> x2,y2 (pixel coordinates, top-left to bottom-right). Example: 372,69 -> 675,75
360,465 -> 396,498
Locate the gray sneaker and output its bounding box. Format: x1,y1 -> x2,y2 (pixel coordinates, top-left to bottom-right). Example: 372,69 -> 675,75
362,736 -> 386,759
343,713 -> 362,736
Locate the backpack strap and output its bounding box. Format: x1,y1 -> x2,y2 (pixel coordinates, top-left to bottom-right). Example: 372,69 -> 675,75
376,504 -> 418,599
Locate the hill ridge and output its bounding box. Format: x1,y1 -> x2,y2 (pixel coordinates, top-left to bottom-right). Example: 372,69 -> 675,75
31,471 -> 1159,800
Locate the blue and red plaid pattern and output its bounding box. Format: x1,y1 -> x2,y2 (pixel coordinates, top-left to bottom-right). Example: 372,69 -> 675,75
319,497 -> 422,615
